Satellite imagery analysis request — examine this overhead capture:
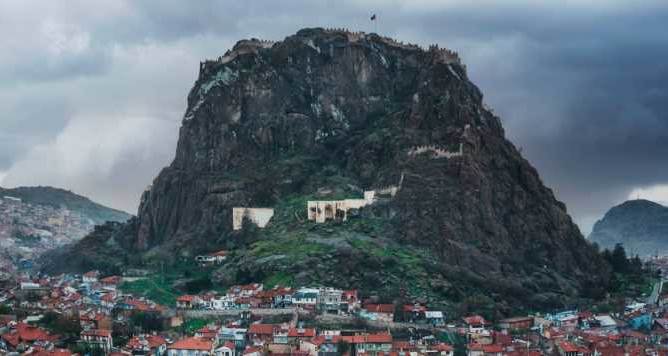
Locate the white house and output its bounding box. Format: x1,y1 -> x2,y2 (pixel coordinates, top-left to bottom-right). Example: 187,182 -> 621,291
291,288 -> 320,309
80,329 -> 113,352
215,341 -> 237,356
83,270 -> 100,284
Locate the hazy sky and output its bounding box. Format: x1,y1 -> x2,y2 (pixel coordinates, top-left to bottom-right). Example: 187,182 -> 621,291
1,0 -> 667,235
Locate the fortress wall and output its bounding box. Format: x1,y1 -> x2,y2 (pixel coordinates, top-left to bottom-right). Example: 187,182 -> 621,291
232,207 -> 275,230
307,191 -> 377,223
407,143 -> 463,159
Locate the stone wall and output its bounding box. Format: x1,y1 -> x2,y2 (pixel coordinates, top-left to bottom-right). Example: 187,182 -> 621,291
232,208 -> 274,230
307,191 -> 375,223
407,143 -> 463,159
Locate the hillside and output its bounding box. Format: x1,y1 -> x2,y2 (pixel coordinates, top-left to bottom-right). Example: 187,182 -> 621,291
43,28 -> 611,313
589,199 -> 668,257
0,186 -> 131,225
0,186 -> 131,269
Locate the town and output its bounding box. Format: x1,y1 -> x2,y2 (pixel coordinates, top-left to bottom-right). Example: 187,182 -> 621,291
1,257 -> 668,356
0,195 -> 113,274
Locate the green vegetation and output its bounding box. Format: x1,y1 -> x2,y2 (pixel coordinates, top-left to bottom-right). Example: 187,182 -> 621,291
129,312 -> 165,332
120,277 -> 178,305
251,237 -> 327,260
590,243 -> 656,313
263,271 -> 294,288
182,318 -> 208,334
119,262 -> 218,306
40,311 -> 81,338
603,243 -> 650,295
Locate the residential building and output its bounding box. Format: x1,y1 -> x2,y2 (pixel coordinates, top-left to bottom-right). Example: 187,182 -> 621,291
167,337 -> 214,356
80,329 -> 113,352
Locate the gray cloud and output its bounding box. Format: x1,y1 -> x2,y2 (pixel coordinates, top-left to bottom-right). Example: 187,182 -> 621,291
1,0 -> 667,233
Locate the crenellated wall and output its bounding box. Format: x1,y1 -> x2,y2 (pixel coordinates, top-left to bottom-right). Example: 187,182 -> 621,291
407,143 -> 464,159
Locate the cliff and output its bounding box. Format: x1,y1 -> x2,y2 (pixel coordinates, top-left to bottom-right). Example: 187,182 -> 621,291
589,199 -> 668,257
43,28 -> 610,312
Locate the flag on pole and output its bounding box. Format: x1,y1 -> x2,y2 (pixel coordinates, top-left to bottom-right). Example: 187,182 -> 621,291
370,14 -> 376,21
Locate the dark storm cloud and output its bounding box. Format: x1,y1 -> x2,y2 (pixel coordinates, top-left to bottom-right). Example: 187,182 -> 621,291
1,0 -> 667,233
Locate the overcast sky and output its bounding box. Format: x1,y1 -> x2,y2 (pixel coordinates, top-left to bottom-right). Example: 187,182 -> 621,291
1,0 -> 667,235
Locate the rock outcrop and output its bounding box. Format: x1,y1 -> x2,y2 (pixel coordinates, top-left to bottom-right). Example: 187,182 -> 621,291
44,28 -> 610,311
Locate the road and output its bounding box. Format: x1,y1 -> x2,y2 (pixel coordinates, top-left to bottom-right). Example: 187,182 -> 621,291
647,279 -> 664,305
182,308 -> 298,318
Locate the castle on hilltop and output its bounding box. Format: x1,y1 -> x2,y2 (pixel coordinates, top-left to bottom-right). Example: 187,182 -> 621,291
198,28 -> 462,78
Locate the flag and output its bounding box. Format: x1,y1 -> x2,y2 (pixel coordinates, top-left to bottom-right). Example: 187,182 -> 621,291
370,14 -> 376,21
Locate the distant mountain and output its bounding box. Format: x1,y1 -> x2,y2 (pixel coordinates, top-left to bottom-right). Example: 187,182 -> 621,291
589,199 -> 668,257
0,186 -> 131,225
0,186 -> 132,268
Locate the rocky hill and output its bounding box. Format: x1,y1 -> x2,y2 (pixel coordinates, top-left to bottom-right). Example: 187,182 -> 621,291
0,186 -> 131,270
589,199 -> 668,257
43,28 -> 611,312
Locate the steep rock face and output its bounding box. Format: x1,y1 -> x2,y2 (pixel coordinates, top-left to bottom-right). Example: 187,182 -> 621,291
47,28 -> 610,310
589,199 -> 668,257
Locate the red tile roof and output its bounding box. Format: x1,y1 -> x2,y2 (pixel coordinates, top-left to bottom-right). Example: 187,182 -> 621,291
288,328 -> 316,338
248,323 -> 276,335
468,343 -> 504,353
433,343 -> 454,352
392,341 -> 417,351
557,341 -> 589,354
464,315 -> 488,326
403,304 -> 427,312
12,323 -> 58,343
100,275 -> 122,284
223,341 -> 236,349
482,344 -> 504,353
342,290 -> 358,300
364,304 -> 395,314
168,337 -> 213,351
244,346 -> 263,355
124,298 -> 164,312
342,333 -> 393,344
127,335 -> 167,350
177,295 -> 197,302
32,348 -> 73,356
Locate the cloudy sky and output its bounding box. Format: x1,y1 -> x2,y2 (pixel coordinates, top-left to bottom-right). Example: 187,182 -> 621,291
1,0 -> 667,235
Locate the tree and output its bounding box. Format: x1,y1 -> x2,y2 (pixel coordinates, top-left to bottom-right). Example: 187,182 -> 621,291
0,304 -> 13,314
607,243 -> 630,274
40,311 -> 81,337
129,312 -> 164,333
71,344 -> 106,356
